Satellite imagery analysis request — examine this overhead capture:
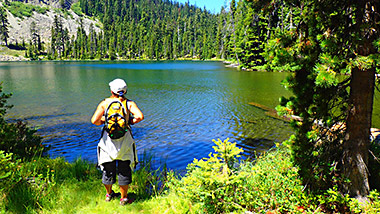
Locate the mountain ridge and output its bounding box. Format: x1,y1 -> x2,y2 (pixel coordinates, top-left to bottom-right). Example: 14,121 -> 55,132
1,1 -> 102,59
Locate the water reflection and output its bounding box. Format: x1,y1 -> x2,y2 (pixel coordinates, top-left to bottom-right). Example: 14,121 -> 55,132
1,61 -> 295,170
237,137 -> 275,157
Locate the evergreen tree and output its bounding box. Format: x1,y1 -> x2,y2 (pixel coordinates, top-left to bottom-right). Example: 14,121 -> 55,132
229,0 -> 240,64
237,1 -> 267,68
30,21 -> 41,56
51,15 -> 69,58
0,7 -> 9,46
88,23 -> 96,59
256,0 -> 380,200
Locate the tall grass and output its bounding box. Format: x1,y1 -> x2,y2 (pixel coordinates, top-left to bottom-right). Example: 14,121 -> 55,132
1,157 -> 100,213
0,153 -> 173,213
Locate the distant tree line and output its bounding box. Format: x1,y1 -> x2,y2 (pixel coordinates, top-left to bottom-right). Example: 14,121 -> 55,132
57,0 -> 273,67
0,0 -> 274,68
50,0 -> 223,61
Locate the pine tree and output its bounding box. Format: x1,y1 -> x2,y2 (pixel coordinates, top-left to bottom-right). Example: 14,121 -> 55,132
0,7 -> 9,46
51,15 -> 68,58
30,21 -> 40,56
229,0 -> 240,64
88,23 -> 96,59
238,1 -> 267,68
257,0 -> 380,200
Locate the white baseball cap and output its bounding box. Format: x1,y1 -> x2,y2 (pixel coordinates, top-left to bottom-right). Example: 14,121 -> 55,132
109,78 -> 127,96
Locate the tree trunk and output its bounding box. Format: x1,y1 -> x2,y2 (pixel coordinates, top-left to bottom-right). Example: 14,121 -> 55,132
343,66 -> 375,198
342,0 -> 378,199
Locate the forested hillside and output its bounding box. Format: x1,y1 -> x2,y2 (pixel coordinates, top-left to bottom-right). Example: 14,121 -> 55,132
72,0 -> 273,65
0,0 -> 273,66
0,0 -> 311,70
76,0 -> 219,60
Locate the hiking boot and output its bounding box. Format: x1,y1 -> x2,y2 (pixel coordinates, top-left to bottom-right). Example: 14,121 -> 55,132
120,198 -> 130,206
105,191 -> 121,202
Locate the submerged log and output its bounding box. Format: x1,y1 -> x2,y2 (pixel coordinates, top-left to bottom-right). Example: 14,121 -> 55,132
248,101 -> 380,143
248,102 -> 274,112
248,102 -> 301,122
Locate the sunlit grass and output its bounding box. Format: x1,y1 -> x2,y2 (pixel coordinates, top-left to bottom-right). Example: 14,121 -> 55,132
0,46 -> 25,58
69,192 -> 199,214
0,153 -> 180,213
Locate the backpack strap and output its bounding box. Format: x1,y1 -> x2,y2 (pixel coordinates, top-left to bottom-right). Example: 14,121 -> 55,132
124,99 -> 133,130
125,99 -> 132,112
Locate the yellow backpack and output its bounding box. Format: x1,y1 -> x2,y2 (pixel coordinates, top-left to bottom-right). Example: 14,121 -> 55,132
104,99 -> 130,139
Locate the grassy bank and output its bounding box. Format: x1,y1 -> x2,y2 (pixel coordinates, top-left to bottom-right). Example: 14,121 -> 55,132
2,139 -> 380,213
0,46 -> 27,61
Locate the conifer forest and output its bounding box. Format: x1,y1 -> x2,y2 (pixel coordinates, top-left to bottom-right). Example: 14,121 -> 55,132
0,0 -> 275,69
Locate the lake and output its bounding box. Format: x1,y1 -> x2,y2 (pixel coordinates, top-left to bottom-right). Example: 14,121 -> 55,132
1,61 -> 378,170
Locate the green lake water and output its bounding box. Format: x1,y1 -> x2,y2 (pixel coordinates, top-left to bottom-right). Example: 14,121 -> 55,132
0,61 -> 378,170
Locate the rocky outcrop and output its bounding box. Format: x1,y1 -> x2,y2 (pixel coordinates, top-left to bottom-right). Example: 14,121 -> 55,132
0,0 -> 103,61
7,8 -> 102,45
0,2 -> 103,61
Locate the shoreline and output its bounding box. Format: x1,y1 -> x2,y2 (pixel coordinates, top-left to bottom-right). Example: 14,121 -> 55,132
0,46 -> 245,70
0,53 -> 238,66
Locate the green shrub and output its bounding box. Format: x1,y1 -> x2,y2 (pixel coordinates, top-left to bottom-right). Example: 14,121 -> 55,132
171,139 -> 329,213
313,186 -> 361,213
0,120 -> 47,160
172,139 -> 244,213
363,190 -> 380,213
71,2 -> 83,16
6,2 -> 48,19
0,83 -> 49,161
0,151 -> 23,195
173,139 -> 303,213
34,5 -> 49,14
